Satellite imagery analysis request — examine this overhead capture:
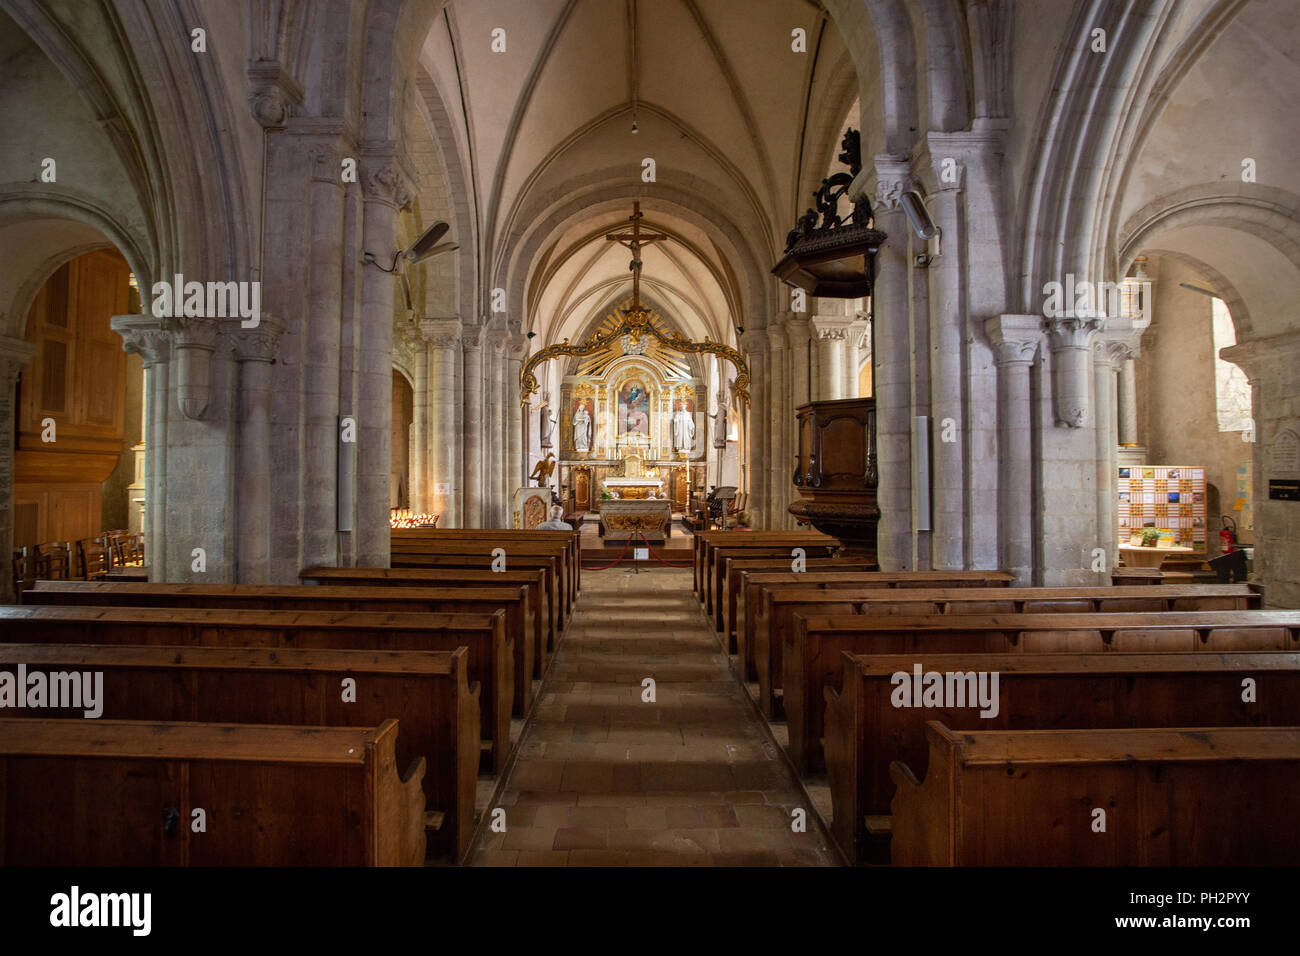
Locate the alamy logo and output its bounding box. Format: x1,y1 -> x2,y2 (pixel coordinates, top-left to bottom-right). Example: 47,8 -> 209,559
50,886 -> 151,936
890,664 -> 1000,718
150,273 -> 261,328
1042,273 -> 1151,325
0,666 -> 103,718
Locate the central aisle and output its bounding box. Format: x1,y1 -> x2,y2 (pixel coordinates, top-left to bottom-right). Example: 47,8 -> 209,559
470,564 -> 838,866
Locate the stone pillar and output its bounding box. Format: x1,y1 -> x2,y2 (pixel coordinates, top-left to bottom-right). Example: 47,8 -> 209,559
787,317 -> 811,530
843,320 -> 867,400
0,336 -> 36,602
301,138 -> 348,571
1093,340 -> 1127,574
231,318 -> 286,583
868,157 -> 914,569
812,313 -> 847,401
423,317 -> 461,526
739,330 -> 767,526
357,154 -> 413,564
113,316 -> 171,578
767,323 -> 788,530
410,337 -> 428,514
462,325 -> 485,527
507,333 -> 529,505
486,326 -> 507,526
985,315 -> 1042,585
1117,358 -> 1139,446
1221,331 -> 1300,607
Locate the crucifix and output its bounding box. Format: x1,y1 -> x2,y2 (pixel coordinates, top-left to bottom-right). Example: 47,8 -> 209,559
605,201 -> 669,309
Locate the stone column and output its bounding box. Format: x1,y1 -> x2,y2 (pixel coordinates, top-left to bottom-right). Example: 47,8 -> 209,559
787,317 -> 811,529
462,325 -> 485,527
1221,331 -> 1300,607
486,326 -> 507,526
767,323 -> 788,530
1117,358 -> 1138,446
231,318 -> 286,583
1092,340 -> 1127,574
423,317 -> 461,526
507,333 -> 529,506
357,154 -> 413,565
739,330 -> 767,526
301,137 -> 348,571
113,315 -> 171,578
985,315 -> 1042,585
811,312 -> 848,401
0,336 -> 36,602
410,334 -> 428,514
843,320 -> 867,399
867,157 -> 914,569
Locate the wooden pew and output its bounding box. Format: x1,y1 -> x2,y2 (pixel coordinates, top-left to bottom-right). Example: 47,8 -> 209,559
0,605 -> 514,772
392,528 -> 581,599
719,555 -> 877,650
785,609 -> 1300,774
301,566 -> 552,675
750,572 -> 1017,717
890,722 -> 1300,865
0,641 -> 478,862
387,549 -> 565,632
692,530 -> 834,605
705,542 -> 841,630
825,650 -> 1300,863
0,717 -> 426,865
759,583 -> 1261,718
25,580 -> 539,713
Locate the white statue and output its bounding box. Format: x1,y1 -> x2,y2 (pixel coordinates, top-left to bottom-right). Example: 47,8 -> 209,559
573,401 -> 592,453
671,401 -> 696,453
713,396 -> 728,448
539,403 -> 554,448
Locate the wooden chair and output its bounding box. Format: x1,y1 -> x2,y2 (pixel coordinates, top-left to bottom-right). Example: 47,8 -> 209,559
33,541 -> 73,580
76,536 -> 111,580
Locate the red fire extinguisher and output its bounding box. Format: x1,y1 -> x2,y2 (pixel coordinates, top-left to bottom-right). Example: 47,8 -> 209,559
1219,515 -> 1238,554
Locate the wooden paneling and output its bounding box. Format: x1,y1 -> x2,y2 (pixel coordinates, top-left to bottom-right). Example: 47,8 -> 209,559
14,250 -> 130,546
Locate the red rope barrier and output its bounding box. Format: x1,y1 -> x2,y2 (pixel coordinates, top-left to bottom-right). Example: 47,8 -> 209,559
635,532 -> 694,568
583,534 -> 633,570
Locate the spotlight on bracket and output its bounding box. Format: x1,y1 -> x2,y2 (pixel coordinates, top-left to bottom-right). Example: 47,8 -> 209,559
900,190 -> 939,241
361,220 -> 459,310
526,331 -> 536,339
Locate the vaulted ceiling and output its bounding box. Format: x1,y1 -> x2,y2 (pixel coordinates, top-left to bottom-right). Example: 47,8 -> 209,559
418,0 -> 857,344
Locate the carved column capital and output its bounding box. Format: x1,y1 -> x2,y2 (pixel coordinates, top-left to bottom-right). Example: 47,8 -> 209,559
229,315 -> 285,363
461,324 -> 485,352
111,314 -> 172,367
738,329 -> 768,355
420,317 -> 462,350
360,152 -> 416,210
784,316 -> 811,347
1044,316 -> 1103,429
811,315 -> 853,341
0,335 -> 36,385
1093,338 -> 1133,370
1044,315 -> 1104,351
247,61 -> 304,128
507,332 -> 530,362
984,314 -> 1043,367
871,155 -> 912,211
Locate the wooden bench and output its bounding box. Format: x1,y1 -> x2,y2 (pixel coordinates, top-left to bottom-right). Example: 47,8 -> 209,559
749,572 -> 1016,717
717,554 -> 876,650
704,544 -> 843,632
785,609 -> 1300,774
0,604 -> 514,772
392,528 -> 581,598
387,549 -> 565,632
759,583 -> 1261,718
0,717 -> 426,865
692,530 -> 834,605
0,641 -> 479,862
824,649 -> 1300,863
25,580 -> 539,714
890,722 -> 1300,865
301,566 -> 552,674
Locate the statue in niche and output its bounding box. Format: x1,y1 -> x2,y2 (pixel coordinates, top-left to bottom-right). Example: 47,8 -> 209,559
713,394 -> 728,448
539,403 -> 554,448
572,398 -> 592,454
672,399 -> 696,453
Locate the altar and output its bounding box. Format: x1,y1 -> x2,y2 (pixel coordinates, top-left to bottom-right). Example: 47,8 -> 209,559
599,499 -> 672,543
602,477 -> 663,500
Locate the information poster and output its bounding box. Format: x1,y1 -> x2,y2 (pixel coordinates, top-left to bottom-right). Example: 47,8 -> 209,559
1117,465 -> 1207,554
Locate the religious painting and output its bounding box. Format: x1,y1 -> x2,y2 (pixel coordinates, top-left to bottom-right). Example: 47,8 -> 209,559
618,380 -> 650,437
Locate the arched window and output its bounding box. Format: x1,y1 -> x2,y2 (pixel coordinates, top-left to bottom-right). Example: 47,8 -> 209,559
1212,297 -> 1251,433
